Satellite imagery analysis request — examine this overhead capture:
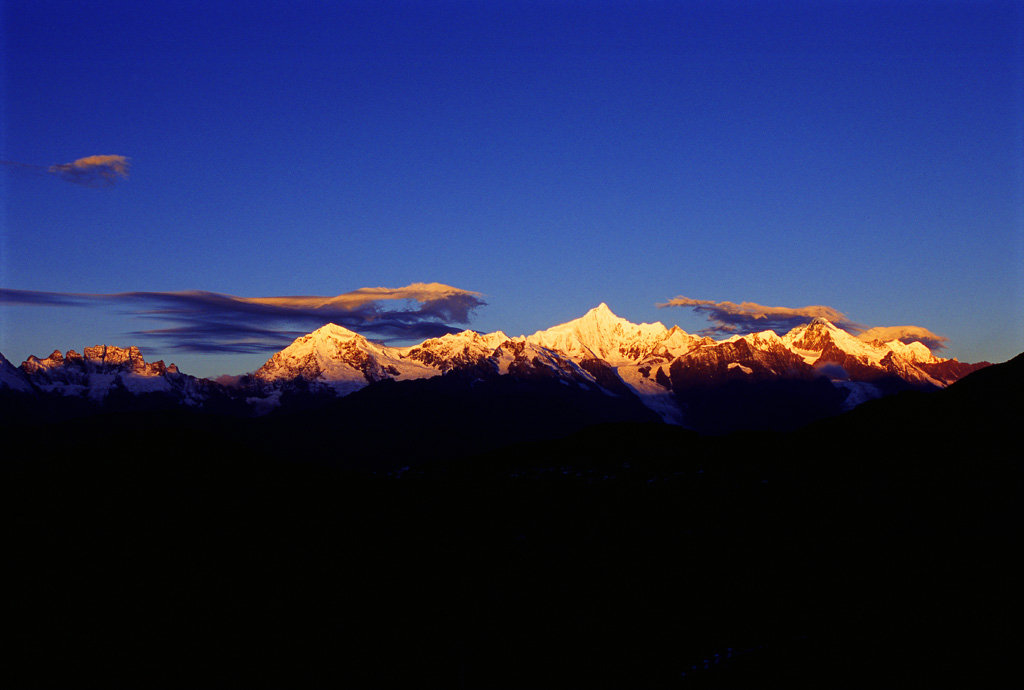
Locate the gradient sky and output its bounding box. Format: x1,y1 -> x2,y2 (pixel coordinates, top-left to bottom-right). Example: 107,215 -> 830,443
2,0 -> 1022,378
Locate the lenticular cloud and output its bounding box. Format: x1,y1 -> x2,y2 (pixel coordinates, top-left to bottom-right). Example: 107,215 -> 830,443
239,283 -> 485,323
857,325 -> 949,352
0,283 -> 487,354
658,296 -> 857,336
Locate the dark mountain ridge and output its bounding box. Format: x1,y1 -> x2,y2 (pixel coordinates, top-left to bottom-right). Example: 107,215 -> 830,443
2,352 -> 1019,688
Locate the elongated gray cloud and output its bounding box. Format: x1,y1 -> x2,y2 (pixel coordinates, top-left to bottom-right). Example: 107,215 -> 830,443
2,155 -> 130,186
658,296 -> 858,336
0,283 -> 486,354
658,295 -> 947,350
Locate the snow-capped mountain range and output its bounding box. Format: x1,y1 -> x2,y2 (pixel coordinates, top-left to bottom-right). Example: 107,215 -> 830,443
2,345 -> 214,406
1,304 -> 990,429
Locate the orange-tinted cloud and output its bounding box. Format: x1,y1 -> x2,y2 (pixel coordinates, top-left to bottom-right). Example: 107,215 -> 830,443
857,325 -> 948,351
242,282 -> 485,321
0,283 -> 487,354
658,296 -> 857,336
47,155 -> 130,186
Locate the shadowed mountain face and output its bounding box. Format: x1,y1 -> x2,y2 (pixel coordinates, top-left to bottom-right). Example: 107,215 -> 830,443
1,354 -> 1019,688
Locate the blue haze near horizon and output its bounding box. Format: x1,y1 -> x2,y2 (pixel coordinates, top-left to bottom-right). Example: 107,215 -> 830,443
2,1 -> 1022,378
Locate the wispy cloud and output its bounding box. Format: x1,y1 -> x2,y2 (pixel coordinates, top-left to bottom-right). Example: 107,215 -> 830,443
658,295 -> 948,351
239,282 -> 484,322
0,283 -> 486,354
2,154 -> 130,186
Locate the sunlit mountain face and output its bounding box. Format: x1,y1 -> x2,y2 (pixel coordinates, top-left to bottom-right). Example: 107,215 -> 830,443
0,303 -> 990,434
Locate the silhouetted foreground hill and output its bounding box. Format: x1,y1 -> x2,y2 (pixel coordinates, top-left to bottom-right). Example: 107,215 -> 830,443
2,354 -> 1020,688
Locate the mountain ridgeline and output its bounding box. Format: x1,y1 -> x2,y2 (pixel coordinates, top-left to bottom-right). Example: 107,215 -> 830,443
2,309 -> 1019,688
1,304 -> 990,437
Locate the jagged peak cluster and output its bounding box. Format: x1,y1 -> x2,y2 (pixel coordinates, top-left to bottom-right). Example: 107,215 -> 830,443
22,344 -> 176,377
0,343 -> 207,405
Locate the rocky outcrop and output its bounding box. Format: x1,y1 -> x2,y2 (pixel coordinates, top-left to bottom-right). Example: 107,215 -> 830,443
11,344 -> 210,407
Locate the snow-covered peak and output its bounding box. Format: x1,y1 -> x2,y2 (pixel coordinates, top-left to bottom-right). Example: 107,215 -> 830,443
255,324 -> 376,386
782,318 -> 889,366
478,330 -> 511,348
421,329 -> 510,349
589,302 -> 616,319
253,322 -> 438,392
784,317 -> 840,342
580,303 -> 665,333
736,329 -> 787,350
401,329 -> 510,372
308,322 -> 365,341
526,304 -> 670,364
784,318 -> 848,349
778,318 -> 950,383
541,303 -> 635,333
637,325 -> 705,364
884,339 -> 938,364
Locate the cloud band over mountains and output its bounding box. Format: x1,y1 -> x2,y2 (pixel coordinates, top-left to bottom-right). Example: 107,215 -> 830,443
659,296 -> 947,350
0,283 -> 486,354
658,297 -> 859,334
3,286 -> 949,356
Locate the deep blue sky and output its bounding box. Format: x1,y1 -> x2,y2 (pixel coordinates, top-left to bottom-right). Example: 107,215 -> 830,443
2,1 -> 1022,377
